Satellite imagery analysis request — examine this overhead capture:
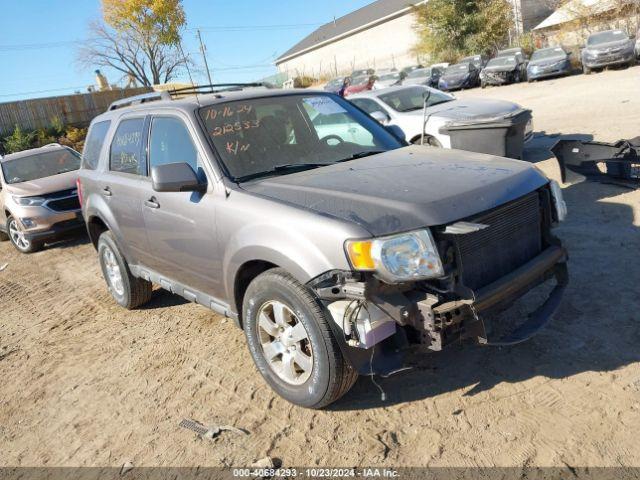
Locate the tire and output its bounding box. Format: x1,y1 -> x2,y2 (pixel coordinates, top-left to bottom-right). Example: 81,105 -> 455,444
411,135 -> 442,148
97,231 -> 152,309
242,268 -> 358,409
583,65 -> 591,75
481,81 -> 486,89
6,216 -> 42,254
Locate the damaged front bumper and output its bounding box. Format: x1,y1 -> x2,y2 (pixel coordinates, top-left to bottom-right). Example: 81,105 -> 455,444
311,246 -> 568,375
552,137 -> 640,188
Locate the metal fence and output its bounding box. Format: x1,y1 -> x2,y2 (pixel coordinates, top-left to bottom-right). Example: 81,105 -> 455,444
0,87 -> 151,137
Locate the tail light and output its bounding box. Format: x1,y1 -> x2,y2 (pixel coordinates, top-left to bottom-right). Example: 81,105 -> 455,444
76,178 -> 84,207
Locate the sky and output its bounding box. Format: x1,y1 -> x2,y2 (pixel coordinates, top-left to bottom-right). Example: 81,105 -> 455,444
0,0 -> 373,102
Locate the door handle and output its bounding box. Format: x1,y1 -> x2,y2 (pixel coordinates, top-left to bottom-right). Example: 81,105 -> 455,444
102,186 -> 112,197
144,197 -> 160,209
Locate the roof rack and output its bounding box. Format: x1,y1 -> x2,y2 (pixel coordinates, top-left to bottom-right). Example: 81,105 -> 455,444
167,82 -> 273,96
106,83 -> 274,112
108,91 -> 172,111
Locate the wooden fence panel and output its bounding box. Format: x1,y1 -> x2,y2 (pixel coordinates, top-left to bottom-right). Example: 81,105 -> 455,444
0,87 -> 151,136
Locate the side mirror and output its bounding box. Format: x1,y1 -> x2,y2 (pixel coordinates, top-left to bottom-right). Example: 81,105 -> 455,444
151,162 -> 206,193
385,124 -> 406,143
370,111 -> 390,125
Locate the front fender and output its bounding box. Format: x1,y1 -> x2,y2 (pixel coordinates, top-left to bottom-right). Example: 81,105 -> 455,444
223,223 -> 346,310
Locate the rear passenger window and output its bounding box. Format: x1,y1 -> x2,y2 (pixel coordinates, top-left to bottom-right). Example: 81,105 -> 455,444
110,118 -> 146,175
149,117 -> 201,175
82,120 -> 110,170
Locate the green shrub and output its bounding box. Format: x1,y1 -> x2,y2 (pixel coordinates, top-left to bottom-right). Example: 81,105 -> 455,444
3,125 -> 36,154
50,116 -> 65,137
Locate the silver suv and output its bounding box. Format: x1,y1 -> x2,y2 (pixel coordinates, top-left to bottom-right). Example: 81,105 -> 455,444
79,86 -> 569,408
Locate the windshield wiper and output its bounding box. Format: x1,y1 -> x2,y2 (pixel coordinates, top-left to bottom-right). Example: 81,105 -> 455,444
236,152 -> 385,183
335,150 -> 385,162
237,163 -> 331,182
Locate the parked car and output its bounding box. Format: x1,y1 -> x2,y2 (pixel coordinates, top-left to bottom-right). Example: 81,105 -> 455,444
437,62 -> 480,91
399,64 -> 424,79
496,47 -> 529,78
324,76 -> 345,93
480,55 -> 525,87
374,71 -> 402,89
0,144 -> 84,253
350,68 -> 374,79
581,29 -> 636,74
349,85 -> 533,158
402,66 -> 443,87
460,54 -> 488,69
79,88 -> 567,408
527,46 -> 572,81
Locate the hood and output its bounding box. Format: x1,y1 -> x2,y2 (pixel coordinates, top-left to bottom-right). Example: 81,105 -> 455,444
4,170 -> 79,197
585,39 -> 632,52
406,98 -> 523,123
240,146 -> 548,236
403,77 -> 428,85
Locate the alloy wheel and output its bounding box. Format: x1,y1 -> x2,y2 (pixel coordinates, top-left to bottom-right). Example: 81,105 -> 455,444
102,246 -> 125,296
9,219 -> 31,252
256,300 -> 314,386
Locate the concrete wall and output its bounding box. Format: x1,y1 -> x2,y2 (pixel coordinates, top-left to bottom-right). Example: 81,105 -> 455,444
511,0 -> 554,33
276,13 -> 422,79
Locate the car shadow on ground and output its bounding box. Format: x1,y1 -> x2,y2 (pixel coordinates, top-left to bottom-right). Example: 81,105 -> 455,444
523,132 -> 594,163
331,177 -> 640,411
45,231 -> 91,250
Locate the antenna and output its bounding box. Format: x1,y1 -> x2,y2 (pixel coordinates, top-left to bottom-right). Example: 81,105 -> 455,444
177,40 -> 200,106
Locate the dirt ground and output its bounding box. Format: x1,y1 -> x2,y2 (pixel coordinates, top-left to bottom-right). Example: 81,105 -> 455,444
1,67 -> 640,469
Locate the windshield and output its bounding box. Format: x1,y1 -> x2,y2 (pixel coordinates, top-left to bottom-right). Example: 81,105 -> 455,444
531,47 -> 566,60
487,56 -> 517,67
326,78 -> 344,89
497,49 -> 521,57
588,30 -> 628,45
407,68 -> 431,79
445,64 -> 469,74
378,72 -> 400,82
198,94 -> 403,181
1,148 -> 80,184
377,86 -> 454,112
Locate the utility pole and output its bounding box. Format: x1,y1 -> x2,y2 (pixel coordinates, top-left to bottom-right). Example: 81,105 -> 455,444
197,29 -> 213,85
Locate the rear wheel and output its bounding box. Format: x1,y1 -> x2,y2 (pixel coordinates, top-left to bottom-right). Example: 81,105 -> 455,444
98,231 -> 152,309
7,216 -> 41,253
242,268 -> 358,409
411,135 -> 442,147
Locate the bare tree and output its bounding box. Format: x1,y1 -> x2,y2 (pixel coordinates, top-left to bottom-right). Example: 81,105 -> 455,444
78,21 -> 188,87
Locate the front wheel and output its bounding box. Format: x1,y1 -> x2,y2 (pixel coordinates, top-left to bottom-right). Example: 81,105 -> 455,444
7,216 -> 41,253
583,65 -> 591,75
411,135 -> 442,147
242,268 -> 358,409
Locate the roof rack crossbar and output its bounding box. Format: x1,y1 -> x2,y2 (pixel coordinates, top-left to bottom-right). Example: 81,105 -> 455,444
168,83 -> 271,96
108,91 -> 171,111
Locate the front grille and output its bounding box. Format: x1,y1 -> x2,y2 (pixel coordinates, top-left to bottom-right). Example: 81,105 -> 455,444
47,196 -> 80,212
450,191 -> 542,290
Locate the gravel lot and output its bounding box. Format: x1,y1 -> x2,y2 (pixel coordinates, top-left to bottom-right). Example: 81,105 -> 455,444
1,67 -> 639,469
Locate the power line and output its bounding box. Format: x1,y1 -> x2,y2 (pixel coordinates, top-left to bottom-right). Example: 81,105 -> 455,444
0,21 -> 325,52
0,85 -> 89,99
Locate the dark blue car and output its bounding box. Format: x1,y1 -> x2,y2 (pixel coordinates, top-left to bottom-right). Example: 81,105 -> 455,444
527,47 -> 572,81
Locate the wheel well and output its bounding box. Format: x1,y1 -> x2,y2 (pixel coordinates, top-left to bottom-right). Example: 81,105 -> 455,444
87,216 -> 108,249
234,260 -> 277,327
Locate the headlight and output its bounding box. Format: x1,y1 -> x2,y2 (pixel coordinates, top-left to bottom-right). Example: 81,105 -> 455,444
549,180 -> 567,222
12,195 -> 46,207
346,229 -> 444,283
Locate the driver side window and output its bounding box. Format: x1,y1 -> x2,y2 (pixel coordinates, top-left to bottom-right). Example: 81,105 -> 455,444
149,117 -> 205,181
